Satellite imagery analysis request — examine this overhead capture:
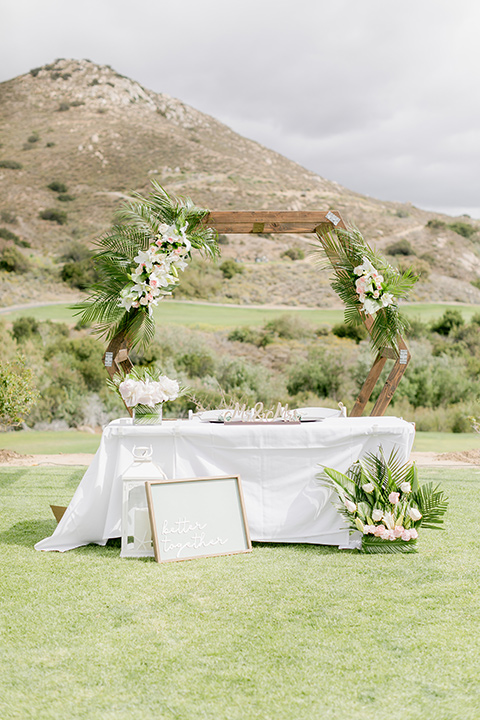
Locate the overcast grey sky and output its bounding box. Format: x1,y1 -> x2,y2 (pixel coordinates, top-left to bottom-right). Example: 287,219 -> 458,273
2,0 -> 479,218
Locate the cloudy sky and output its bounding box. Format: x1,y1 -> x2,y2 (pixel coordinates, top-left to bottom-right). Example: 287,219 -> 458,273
2,0 -> 479,218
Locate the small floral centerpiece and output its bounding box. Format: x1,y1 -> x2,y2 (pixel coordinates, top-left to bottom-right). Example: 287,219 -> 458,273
108,367 -> 184,424
317,450 -> 448,553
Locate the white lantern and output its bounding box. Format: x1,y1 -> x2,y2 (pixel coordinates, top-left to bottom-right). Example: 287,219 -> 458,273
121,445 -> 167,558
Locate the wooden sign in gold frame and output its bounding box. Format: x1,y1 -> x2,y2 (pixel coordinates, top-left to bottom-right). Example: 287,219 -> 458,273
145,475 -> 252,563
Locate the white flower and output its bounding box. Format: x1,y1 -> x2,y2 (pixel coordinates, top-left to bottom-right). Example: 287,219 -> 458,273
354,257 -> 375,276
362,483 -> 375,493
134,248 -> 155,270
372,508 -> 383,522
400,481 -> 411,493
344,499 -> 357,513
157,376 -> 180,401
381,292 -> 395,307
363,298 -> 381,315
119,379 -> 142,407
408,507 -> 422,521
383,511 -> 395,530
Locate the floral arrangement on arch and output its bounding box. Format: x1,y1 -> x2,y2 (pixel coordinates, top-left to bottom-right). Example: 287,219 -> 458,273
75,182 -> 218,348
315,226 -> 418,354
317,449 -> 448,554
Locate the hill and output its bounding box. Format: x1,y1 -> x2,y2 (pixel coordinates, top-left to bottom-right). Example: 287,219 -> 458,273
1,58 -> 479,308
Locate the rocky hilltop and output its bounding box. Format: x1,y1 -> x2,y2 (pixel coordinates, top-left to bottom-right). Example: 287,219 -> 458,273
0,58 -> 479,307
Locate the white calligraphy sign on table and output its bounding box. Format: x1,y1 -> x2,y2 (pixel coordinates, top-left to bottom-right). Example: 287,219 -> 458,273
146,476 -> 252,563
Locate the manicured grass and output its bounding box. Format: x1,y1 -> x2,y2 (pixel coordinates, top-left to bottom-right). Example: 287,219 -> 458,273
0,466 -> 479,719
0,430 -> 102,455
1,300 -> 479,329
413,432 -> 479,453
1,429 -> 478,457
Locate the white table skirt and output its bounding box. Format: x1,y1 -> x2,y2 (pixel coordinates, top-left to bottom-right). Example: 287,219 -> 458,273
35,415 -> 415,552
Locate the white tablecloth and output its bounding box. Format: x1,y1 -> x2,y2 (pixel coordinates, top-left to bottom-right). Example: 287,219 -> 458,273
35,415 -> 415,552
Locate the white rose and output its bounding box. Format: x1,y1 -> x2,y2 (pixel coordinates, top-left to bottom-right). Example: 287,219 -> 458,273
344,499 -> 357,513
408,507 -> 422,521
119,379 -> 141,407
372,509 -> 383,522
158,376 -> 180,402
400,482 -> 411,493
362,483 -> 375,493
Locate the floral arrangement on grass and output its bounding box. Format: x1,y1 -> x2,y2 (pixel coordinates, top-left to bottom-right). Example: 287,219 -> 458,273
317,449 -> 448,553
107,366 -> 185,424
74,182 -> 218,348
315,226 -> 418,354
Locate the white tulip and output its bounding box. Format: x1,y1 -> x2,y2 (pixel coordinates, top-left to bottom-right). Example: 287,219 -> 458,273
409,507 -> 422,521
400,482 -> 411,493
362,483 -> 375,493
372,509 -> 383,522
345,499 -> 357,513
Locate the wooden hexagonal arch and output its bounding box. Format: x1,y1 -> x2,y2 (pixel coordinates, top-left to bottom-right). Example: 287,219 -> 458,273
104,210 -> 410,417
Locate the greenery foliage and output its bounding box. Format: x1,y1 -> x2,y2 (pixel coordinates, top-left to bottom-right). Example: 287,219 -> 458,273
0,160 -> 23,169
0,356 -> 38,429
385,238 -> 414,256
220,259 -> 244,278
74,183 -> 219,349
281,246 -> 305,261
48,181 -> 68,193
319,450 -> 448,554
39,208 -> 68,225
315,226 -> 418,355
0,246 -> 30,273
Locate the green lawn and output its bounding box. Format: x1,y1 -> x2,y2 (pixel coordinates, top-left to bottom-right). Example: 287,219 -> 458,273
0,466 -> 479,719
0,429 -> 478,457
1,300 -> 479,329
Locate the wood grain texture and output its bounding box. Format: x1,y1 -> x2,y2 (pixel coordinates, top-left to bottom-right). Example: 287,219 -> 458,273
203,211 -> 346,233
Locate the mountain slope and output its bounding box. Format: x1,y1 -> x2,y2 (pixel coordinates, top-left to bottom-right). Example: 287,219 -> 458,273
0,58 -> 479,308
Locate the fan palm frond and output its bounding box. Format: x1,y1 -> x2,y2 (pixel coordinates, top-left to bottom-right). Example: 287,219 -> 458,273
315,225 -> 418,355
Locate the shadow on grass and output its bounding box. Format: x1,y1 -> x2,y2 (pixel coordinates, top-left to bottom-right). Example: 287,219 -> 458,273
252,541 -> 352,555
0,469 -> 31,490
0,519 -> 56,547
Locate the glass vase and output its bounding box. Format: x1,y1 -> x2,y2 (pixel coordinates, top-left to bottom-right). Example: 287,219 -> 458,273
132,403 -> 163,425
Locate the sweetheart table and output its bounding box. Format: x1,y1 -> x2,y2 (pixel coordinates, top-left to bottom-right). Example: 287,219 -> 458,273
35,414 -> 415,553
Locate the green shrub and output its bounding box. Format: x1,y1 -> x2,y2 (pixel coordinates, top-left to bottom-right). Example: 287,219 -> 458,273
0,227 -> 29,247
431,309 -> 465,335
332,322 -> 367,344
177,351 -> 216,378
281,246 -> 305,261
39,208 -> 68,225
470,312 -> 480,327
426,219 -> 446,230
217,235 -> 229,245
57,194 -> 75,202
46,142 -> 56,148
471,279 -> 480,291
0,246 -> 30,273
30,67 -> 42,77
47,181 -> 68,193
220,259 -> 244,279
60,261 -> 98,289
0,210 -> 16,224
287,349 -> 345,400
449,221 -> 477,239
0,160 -> 22,169
0,356 -> 38,429
27,132 -> 39,144
0,227 -> 19,242
58,102 -> 70,112
263,314 -> 314,340
172,260 -> 222,299
385,239 -> 413,256
395,208 -> 409,218
228,327 -> 266,346
12,316 -> 40,343
70,100 -> 85,107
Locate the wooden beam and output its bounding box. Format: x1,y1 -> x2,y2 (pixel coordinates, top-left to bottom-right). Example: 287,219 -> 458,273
203,210 -> 346,234
350,353 -> 388,417
370,341 -> 411,416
